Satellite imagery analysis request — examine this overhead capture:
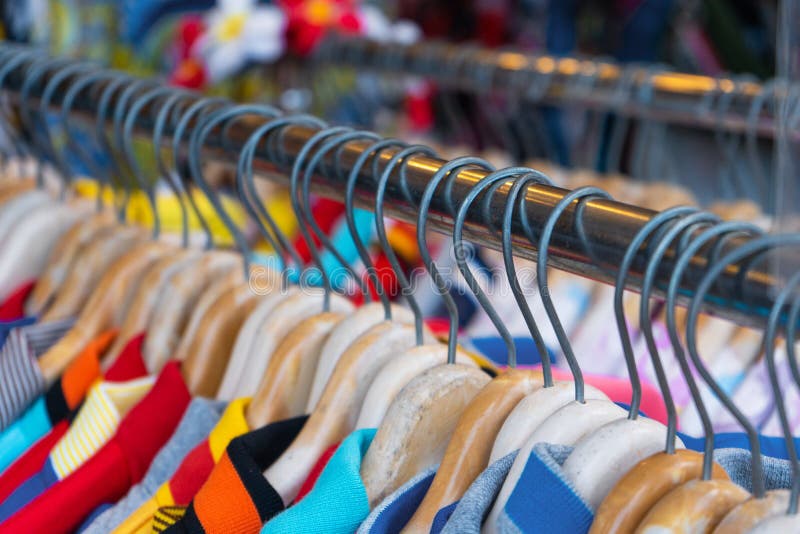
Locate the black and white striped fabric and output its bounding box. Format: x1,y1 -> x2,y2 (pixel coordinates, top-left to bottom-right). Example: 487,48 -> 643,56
0,318 -> 75,431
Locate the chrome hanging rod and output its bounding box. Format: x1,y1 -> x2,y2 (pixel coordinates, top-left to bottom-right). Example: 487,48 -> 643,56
0,42 -> 793,331
315,36 -> 786,139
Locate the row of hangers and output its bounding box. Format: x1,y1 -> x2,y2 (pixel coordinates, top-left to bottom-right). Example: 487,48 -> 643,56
0,43 -> 799,532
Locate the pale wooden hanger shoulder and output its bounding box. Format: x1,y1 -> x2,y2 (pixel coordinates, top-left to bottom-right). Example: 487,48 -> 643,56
305,302 -> 416,411
103,249 -> 201,364
180,283 -> 260,397
41,225 -> 146,321
25,212 -> 116,316
713,490 -> 791,533
265,321 -> 423,505
402,370 -> 541,533
143,252 -> 242,371
38,240 -> 173,384
245,311 -> 348,429
361,363 -> 491,507
220,290 -> 355,399
590,449 -> 729,534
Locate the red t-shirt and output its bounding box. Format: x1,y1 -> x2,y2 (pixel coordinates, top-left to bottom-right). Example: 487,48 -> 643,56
0,281 -> 35,322
0,361 -> 190,534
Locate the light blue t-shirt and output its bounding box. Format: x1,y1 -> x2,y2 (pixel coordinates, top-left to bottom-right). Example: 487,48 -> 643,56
0,396 -> 51,474
262,428 -> 376,534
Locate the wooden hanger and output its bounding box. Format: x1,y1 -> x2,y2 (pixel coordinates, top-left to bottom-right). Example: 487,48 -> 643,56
0,180 -> 35,205
102,249 -> 201,364
635,479 -> 749,532
361,363 -> 491,507
402,369 -> 542,533
41,225 -> 146,321
354,343 -> 477,430
712,490 -> 790,533
0,189 -> 53,241
489,382 -> 609,463
171,267 -> 243,362
590,450 -> 729,534
0,200 -> 91,303
560,417 -> 681,511
180,283 -> 260,397
217,287 -> 299,400
219,290 -> 355,399
25,212 -> 116,316
526,399 -> 627,448
743,512 -> 800,533
38,240 -> 173,384
264,321 -> 423,505
245,311 -> 348,429
305,302 -> 416,411
142,251 -> 242,372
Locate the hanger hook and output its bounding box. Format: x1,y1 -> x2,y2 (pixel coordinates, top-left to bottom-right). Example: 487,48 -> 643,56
375,144 -> 439,345
113,79 -> 160,238
299,129 -> 377,304
95,74 -> 136,222
746,78 -> 778,206
123,86 -> 186,242
343,136 -> 407,317
171,96 -> 230,248
61,70 -> 124,213
288,124 -> 362,311
686,234 -> 800,497
237,114 -> 325,290
456,167 -> 555,370
37,61 -> 96,197
502,170 -> 554,379
188,103 -> 283,279
639,210 -> 721,453
764,271 -> 800,514
535,187 -> 611,401
0,48 -> 40,167
419,156 -> 495,364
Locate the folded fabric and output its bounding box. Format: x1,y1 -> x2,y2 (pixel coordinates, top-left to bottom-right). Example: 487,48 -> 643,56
0,361 -> 191,534
0,329 -> 121,474
81,397 -> 227,534
439,451 -> 518,534
262,428 -> 376,534
0,317 -> 36,348
113,397 -> 251,534
0,374 -> 155,521
0,421 -> 69,502
493,442 -> 796,534
357,466 -> 437,534
0,318 -> 74,431
0,281 -> 35,322
162,415 -> 308,534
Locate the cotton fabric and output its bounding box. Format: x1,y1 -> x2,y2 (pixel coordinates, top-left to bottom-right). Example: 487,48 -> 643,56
113,397 -> 251,534
0,361 -> 191,534
162,415 -> 308,534
81,398 -> 227,534
0,281 -> 35,322
262,428 -> 376,534
0,318 -> 74,431
357,466 -> 437,534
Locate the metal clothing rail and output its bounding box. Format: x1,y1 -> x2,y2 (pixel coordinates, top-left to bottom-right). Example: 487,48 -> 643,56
315,36 -> 785,138
0,43 -> 793,330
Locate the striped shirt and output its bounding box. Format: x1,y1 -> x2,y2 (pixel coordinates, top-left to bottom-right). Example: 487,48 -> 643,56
0,318 -> 75,431
0,375 -> 154,521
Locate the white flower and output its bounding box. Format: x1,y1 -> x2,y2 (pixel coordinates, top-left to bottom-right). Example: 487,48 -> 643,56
197,0 -> 287,83
357,5 -> 420,45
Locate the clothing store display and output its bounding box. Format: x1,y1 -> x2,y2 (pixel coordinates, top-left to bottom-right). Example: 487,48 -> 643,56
0,361 -> 190,534
0,16 -> 797,533
81,398 -> 227,534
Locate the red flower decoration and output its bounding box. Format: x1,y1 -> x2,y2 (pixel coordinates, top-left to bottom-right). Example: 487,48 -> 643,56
279,0 -> 363,56
170,57 -> 207,89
